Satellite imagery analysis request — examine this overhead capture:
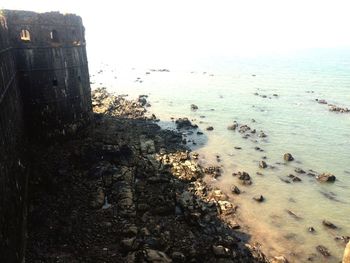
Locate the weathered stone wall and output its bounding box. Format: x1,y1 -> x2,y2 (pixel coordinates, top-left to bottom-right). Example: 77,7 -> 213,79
0,12 -> 27,263
4,10 -> 92,138
0,9 -> 92,262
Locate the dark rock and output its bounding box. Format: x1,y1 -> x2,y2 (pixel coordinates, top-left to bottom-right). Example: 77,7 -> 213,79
172,251 -> 186,262
230,185 -> 241,194
322,220 -> 337,229
317,173 -> 336,183
316,245 -> 331,257
237,171 -> 252,185
308,227 -> 316,233
316,99 -> 328,104
284,153 -> 294,161
253,195 -> 264,202
259,161 -> 267,168
288,174 -> 302,182
212,245 -> 231,257
227,123 -> 238,130
294,168 -> 305,174
206,126 -> 214,131
175,118 -> 197,129
190,104 -> 198,111
234,146 -> 242,150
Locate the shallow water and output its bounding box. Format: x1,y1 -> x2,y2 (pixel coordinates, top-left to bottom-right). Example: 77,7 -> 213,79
90,48 -> 350,262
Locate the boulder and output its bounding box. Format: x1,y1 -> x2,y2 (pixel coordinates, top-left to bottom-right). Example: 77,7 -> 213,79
227,123 -> 238,130
175,118 -> 197,129
317,173 -> 336,183
212,245 -> 231,257
284,153 -> 294,161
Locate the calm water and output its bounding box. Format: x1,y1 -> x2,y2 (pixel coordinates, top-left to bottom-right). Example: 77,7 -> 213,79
89,48 -> 350,262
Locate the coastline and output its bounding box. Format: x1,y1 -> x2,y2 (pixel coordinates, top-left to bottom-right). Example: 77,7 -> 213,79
25,88 -> 270,262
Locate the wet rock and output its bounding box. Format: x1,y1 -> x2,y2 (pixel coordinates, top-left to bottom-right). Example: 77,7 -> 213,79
205,166 -> 222,178
212,245 -> 231,257
206,126 -> 214,131
294,168 -> 305,174
283,153 -> 294,161
144,249 -> 172,262
317,173 -> 336,183
236,171 -> 252,185
259,161 -> 267,168
227,123 -> 238,130
234,146 -> 242,150
258,131 -> 267,138
335,236 -> 350,243
322,220 -> 337,229
343,241 -> 350,263
316,245 -> 331,257
190,104 -> 198,111
280,178 -> 291,184
172,251 -> 186,262
175,118 -> 197,129
288,174 -> 302,182
121,237 -> 138,252
197,131 -> 203,135
328,104 -> 349,113
316,99 -> 328,104
90,187 -> 105,208
230,185 -> 240,195
253,195 -> 264,202
286,210 -> 302,220
308,227 -> 316,233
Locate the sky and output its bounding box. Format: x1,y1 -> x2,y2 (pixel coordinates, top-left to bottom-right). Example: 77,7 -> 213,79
1,0 -> 350,64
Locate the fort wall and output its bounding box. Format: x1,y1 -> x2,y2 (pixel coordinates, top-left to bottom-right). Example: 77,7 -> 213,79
0,10 -> 92,262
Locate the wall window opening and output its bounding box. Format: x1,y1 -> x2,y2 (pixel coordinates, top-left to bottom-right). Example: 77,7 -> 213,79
20,29 -> 31,41
50,30 -> 59,42
52,78 -> 58,87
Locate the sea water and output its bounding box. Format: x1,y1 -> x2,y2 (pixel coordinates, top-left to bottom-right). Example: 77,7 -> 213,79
89,48 -> 350,262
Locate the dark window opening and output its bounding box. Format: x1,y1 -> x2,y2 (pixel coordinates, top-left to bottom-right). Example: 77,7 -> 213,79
50,30 -> 59,42
20,29 -> 31,41
52,78 -> 58,86
78,76 -> 81,82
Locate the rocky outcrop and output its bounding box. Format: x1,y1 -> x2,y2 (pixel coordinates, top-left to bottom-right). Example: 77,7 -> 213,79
317,173 -> 336,183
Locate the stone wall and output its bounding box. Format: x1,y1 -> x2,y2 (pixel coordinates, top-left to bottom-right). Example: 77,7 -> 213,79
0,10 -> 92,262
0,12 -> 27,263
4,10 -> 92,138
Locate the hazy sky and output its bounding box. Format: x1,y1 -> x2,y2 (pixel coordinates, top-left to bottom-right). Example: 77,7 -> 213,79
2,0 -> 350,63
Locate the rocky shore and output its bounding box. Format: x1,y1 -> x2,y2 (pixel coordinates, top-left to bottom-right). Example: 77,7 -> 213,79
25,88 -> 270,262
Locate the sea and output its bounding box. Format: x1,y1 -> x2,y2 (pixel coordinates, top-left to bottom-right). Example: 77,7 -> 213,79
89,48 -> 350,262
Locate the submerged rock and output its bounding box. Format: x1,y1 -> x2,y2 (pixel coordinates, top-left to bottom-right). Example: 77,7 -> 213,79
322,220 -> 337,229
317,173 -> 336,183
316,245 -> 331,257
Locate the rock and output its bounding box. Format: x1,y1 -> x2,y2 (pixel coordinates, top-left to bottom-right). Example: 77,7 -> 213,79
175,118 -> 197,129
322,220 -> 337,229
144,249 -> 172,262
271,256 -> 289,263
308,227 -> 315,233
227,123 -> 238,130
212,245 -> 231,257
90,187 -> 105,208
237,171 -> 252,185
284,153 -> 294,161
288,174 -> 302,182
316,99 -> 328,104
234,146 -> 242,150
343,241 -> 350,263
258,131 -> 267,138
253,195 -> 264,202
316,245 -> 331,257
206,126 -> 214,131
259,161 -> 267,168
172,251 -> 185,262
190,104 -> 198,110
121,237 -> 138,251
335,236 -> 350,243
317,173 -> 336,183
230,185 -> 240,194
294,168 -> 305,174
286,210 -> 302,220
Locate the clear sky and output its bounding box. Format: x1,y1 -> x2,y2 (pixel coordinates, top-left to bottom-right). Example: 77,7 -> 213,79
2,0 -> 350,63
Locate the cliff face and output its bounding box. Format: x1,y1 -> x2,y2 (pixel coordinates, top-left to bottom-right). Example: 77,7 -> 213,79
0,10 -> 92,262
